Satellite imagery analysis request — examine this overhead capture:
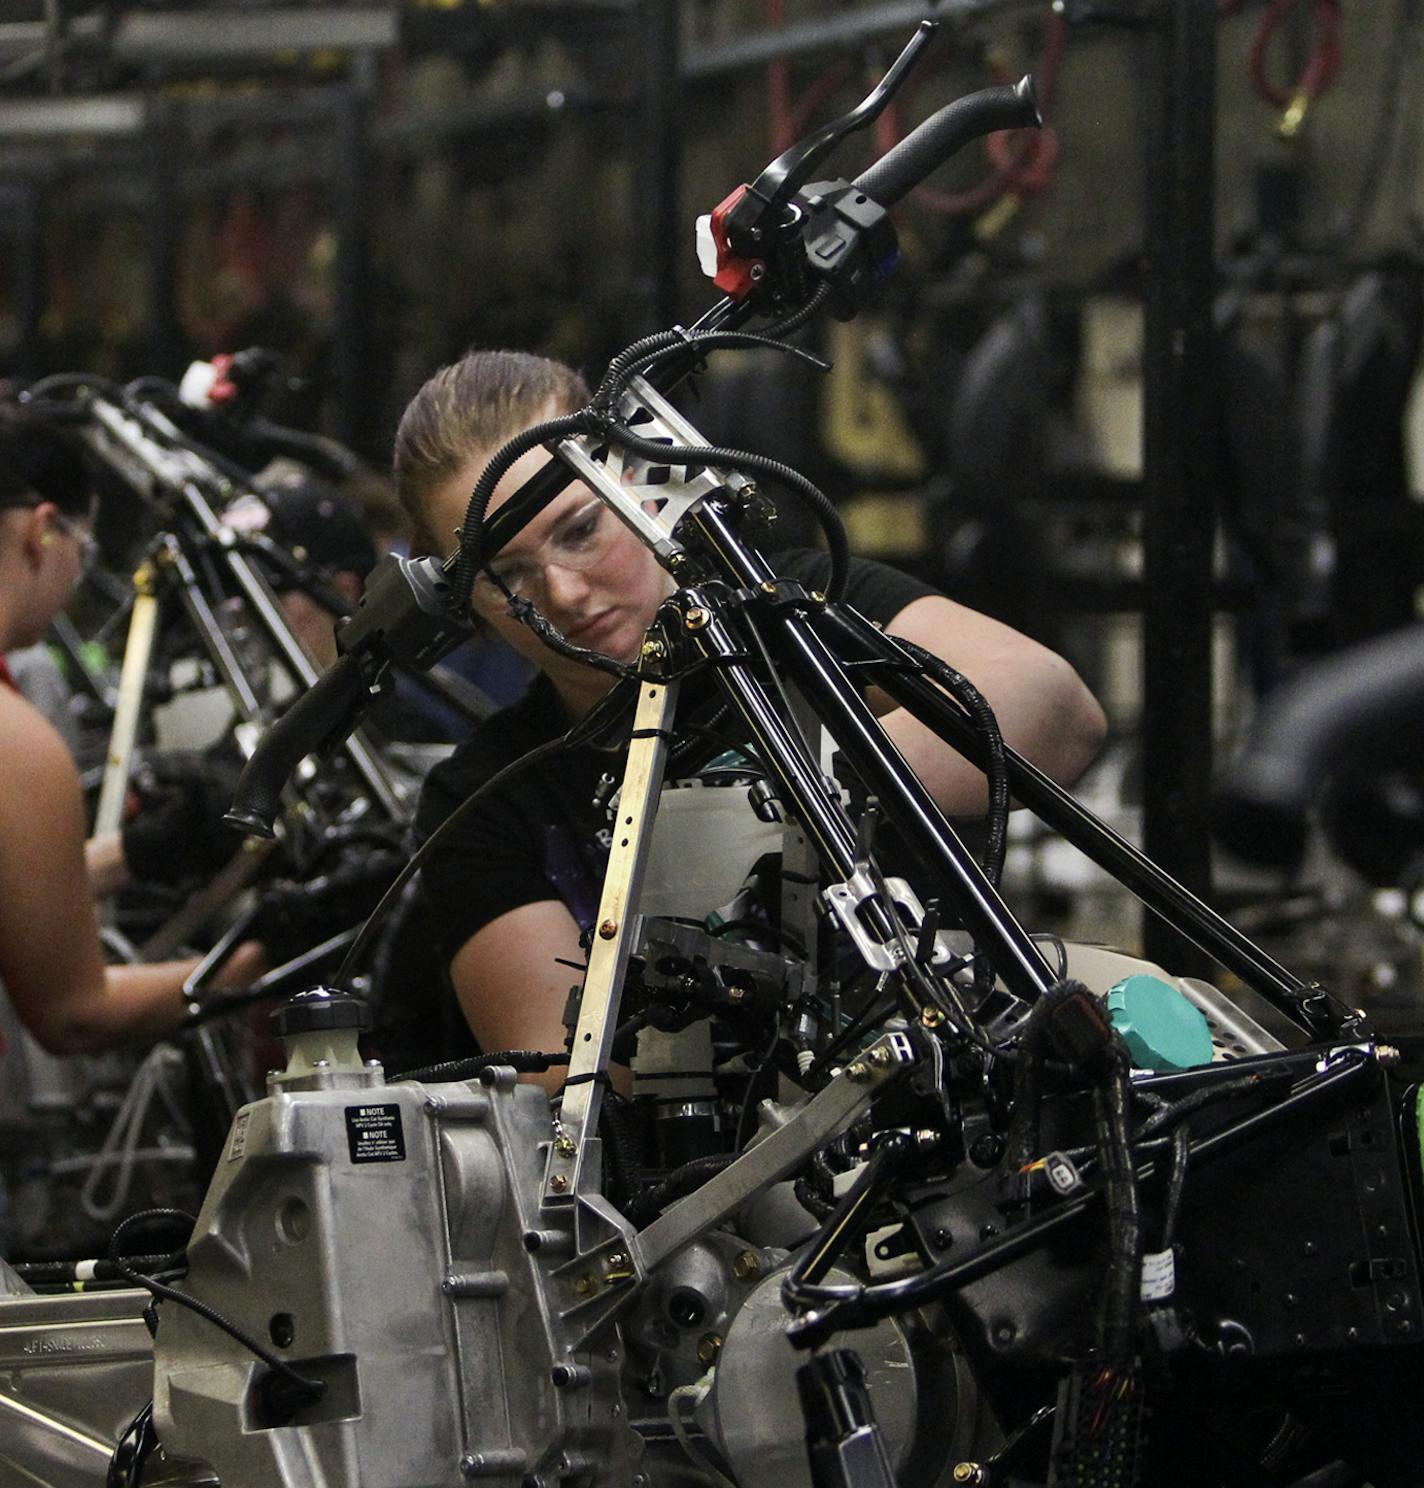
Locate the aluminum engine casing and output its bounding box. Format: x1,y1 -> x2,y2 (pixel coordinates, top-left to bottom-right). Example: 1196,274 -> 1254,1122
152,1069 -> 640,1486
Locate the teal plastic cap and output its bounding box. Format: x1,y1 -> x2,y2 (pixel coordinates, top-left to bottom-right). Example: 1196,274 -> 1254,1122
1105,974 -> 1214,1072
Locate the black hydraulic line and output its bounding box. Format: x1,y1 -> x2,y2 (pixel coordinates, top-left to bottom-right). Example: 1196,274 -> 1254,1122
689,500 -> 1060,1004
810,602 -> 1352,1035
1140,0 -> 1219,976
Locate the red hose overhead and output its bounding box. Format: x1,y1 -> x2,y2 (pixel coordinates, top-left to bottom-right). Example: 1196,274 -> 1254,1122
1245,0 -> 1343,110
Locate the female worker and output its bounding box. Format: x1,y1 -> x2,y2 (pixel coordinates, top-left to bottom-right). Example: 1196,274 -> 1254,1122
0,413 -> 253,1055
395,350 -> 1107,1079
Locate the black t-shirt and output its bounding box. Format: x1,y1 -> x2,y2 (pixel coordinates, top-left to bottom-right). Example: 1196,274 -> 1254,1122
413,550 -> 935,966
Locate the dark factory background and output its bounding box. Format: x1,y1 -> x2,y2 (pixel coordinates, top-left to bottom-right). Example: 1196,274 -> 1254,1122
4,6 -> 1424,1485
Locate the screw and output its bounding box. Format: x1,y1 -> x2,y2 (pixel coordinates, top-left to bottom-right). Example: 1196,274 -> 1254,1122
810,590 -> 826,603
761,581 -> 778,595
845,1061 -> 872,1083
932,1228 -> 953,1250
953,1467 -> 986,1486
697,1332 -> 723,1365
920,1006 -> 944,1029
749,263 -> 766,281
867,1045 -> 895,1068
914,1129 -> 939,1150
641,639 -> 666,660
1377,1044 -> 1402,1067
549,1174 -> 568,1194
733,1250 -> 761,1282
554,1135 -> 577,1158
667,552 -> 686,571
685,606 -> 711,631
572,1274 -> 596,1298
605,1251 -> 628,1269
598,919 -> 618,940
726,984 -> 748,1003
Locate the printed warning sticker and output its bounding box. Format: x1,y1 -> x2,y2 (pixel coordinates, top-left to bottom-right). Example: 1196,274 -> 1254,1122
345,1103 -> 407,1164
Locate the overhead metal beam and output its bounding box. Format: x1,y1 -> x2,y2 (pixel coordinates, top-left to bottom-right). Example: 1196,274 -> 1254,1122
0,7 -> 398,66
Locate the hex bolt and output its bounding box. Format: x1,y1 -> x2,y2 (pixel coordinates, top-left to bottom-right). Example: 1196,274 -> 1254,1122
1377,1044 -> 1402,1067
641,640 -> 666,660
598,919 -> 618,940
845,1061 -> 872,1083
548,1174 -> 569,1194
572,1274 -> 596,1298
953,1466 -> 986,1486
553,1135 -> 577,1158
920,1006 -> 945,1029
684,607 -> 711,631
868,1045 -> 895,1069
733,1250 -> 761,1282
760,581 -> 778,596
697,1332 -> 723,1365
605,1250 -> 629,1268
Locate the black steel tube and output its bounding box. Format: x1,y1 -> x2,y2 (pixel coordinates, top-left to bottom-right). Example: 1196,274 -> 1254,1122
1140,0 -> 1219,974
689,501 -> 1058,1003
810,605 -> 1321,1024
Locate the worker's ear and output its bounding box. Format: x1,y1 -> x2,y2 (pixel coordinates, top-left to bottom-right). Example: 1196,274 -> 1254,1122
20,502 -> 58,566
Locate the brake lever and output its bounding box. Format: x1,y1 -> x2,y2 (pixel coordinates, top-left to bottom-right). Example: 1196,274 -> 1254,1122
748,19 -> 938,211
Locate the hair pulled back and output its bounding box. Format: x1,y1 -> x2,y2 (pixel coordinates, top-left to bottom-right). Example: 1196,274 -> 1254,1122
393,350 -> 589,554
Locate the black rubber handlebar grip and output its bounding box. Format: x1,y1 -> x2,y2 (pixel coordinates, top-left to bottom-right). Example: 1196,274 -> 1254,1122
853,76 -> 1041,211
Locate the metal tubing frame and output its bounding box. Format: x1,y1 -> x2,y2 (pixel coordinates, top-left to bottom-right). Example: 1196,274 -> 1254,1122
687,500 -> 1060,1005
93,575 -> 162,840
805,602 -> 1366,1039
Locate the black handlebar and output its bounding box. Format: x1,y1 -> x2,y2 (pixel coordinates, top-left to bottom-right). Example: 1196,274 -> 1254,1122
224,655 -> 370,838
853,75 -> 1040,210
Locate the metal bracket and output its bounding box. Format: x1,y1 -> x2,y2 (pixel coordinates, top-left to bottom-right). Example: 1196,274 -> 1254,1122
555,1029 -> 916,1344
823,866 -> 959,974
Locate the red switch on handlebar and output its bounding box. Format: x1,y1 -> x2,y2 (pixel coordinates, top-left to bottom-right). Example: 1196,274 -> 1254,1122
697,184 -> 765,300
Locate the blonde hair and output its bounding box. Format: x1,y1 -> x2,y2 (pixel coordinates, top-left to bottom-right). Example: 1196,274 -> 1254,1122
393,350 -> 589,555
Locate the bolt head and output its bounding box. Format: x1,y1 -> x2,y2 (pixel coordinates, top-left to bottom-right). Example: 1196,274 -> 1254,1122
572,1274 -> 596,1297
554,1135 -> 577,1157
549,1173 -> 569,1193
685,606 -> 711,631
920,1006 -> 944,1029
845,1061 -> 872,1083
696,1331 -> 723,1365
598,918 -> 618,940
733,1249 -> 761,1282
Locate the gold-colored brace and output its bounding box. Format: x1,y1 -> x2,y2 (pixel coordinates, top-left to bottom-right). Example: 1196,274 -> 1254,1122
542,675 -> 680,1214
